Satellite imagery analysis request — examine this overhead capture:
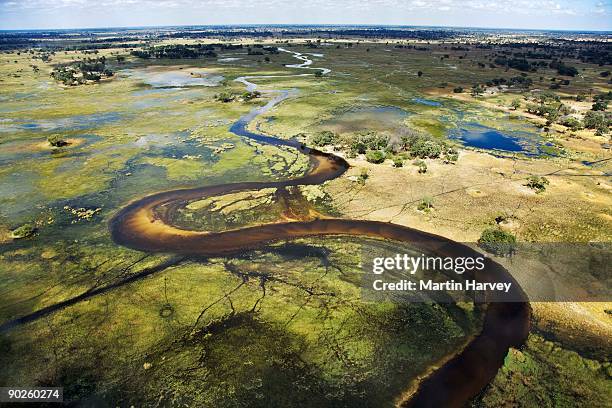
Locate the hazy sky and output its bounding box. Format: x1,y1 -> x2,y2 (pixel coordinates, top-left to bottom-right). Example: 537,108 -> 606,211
1,0 -> 611,31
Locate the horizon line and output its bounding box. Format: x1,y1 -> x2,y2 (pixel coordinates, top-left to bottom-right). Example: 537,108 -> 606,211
1,23 -> 611,34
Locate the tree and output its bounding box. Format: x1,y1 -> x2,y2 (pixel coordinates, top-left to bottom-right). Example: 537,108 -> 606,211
241,91 -> 261,101
524,175 -> 550,193
560,117 -> 582,131
453,86 -> 463,93
471,84 -> 484,96
365,150 -> 385,164
215,91 -> 235,103
583,111 -> 610,134
417,71 -> 423,77
48,134 -> 67,147
510,99 -> 521,110
592,101 -> 608,111
417,196 -> 434,212
311,131 -> 337,147
11,223 -> 36,239
478,228 -> 516,256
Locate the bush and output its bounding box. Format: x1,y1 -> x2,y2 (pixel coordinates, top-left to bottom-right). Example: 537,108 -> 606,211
357,168 -> 369,184
478,228 -> 516,256
365,150 -> 385,164
583,111 -> 610,133
241,91 -> 261,101
413,159 -> 427,173
412,140 -> 441,159
524,175 -> 549,193
214,91 -> 235,103
349,131 -> 387,155
11,223 -> 36,239
392,156 -> 404,167
444,147 -> 458,164
592,101 -> 608,111
311,131 -> 337,147
47,134 -> 68,147
560,117 -> 582,131
417,196 -> 434,212
453,87 -> 463,93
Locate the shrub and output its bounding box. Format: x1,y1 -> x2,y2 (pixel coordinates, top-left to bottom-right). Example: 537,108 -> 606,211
413,159 -> 427,173
478,228 -> 516,256
444,147 -> 458,164
349,131 -> 387,155
560,117 -> 582,131
214,91 -> 235,103
11,223 -> 36,239
524,175 -> 550,193
357,168 -> 369,184
417,196 -> 434,212
510,99 -> 521,110
392,156 -> 404,167
412,140 -> 441,159
311,130 -> 337,147
365,150 -> 385,164
592,101 -> 608,111
453,87 -> 463,93
241,91 -> 261,101
47,134 -> 68,147
583,111 -> 610,134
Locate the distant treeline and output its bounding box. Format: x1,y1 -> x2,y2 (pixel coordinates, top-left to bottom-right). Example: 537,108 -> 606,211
130,43 -> 280,59
159,27 -> 458,40
131,44 -> 218,59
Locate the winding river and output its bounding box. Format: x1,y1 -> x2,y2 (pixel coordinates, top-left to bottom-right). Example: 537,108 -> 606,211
109,49 -> 531,407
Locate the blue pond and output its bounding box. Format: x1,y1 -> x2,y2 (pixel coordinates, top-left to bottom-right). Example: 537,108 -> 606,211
449,122 -> 549,155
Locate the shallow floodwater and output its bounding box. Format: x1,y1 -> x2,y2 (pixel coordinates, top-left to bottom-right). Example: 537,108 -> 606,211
0,112 -> 121,133
412,97 -> 442,107
122,68 -> 224,88
322,105 -> 410,134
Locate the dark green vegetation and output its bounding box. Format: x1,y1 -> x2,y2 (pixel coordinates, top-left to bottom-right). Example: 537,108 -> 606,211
524,175 -> 550,193
472,334 -> 612,407
311,128 -> 458,164
131,44 -> 219,59
10,223 -> 36,239
0,238 -> 481,407
47,134 -> 68,147
478,228 -> 517,256
51,56 -> 114,85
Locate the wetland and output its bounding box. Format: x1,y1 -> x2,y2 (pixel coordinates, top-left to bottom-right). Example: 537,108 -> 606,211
0,25 -> 610,407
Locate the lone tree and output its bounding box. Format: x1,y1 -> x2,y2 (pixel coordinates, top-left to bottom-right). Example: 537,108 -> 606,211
524,175 -> 549,193
365,150 -> 386,164
478,228 -> 516,256
47,134 -> 68,147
